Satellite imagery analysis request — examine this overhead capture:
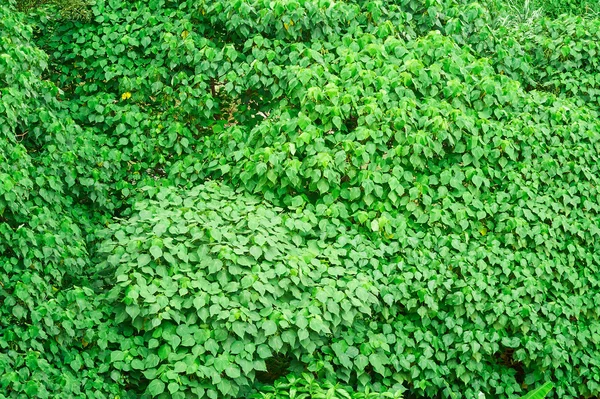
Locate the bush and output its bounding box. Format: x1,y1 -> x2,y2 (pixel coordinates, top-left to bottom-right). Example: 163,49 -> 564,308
250,373 -> 405,398
0,4 -> 126,398
471,14 -> 600,108
95,182 -> 405,398
1,0 -> 600,398
537,0 -> 600,17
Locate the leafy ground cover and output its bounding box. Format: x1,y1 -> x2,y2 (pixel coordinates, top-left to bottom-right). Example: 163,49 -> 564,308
1,0 -> 599,398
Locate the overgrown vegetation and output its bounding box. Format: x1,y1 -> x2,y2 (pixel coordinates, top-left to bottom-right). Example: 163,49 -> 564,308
1,0 -> 599,398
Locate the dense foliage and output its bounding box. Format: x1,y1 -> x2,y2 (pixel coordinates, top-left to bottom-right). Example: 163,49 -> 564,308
1,0 -> 599,398
532,0 -> 600,17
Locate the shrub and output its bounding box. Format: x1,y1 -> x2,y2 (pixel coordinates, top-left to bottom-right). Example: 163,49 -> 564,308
537,0 -> 600,17
1,0 -> 600,398
94,182 -> 404,398
0,4 -> 126,398
251,373 -> 405,398
471,15 -> 600,109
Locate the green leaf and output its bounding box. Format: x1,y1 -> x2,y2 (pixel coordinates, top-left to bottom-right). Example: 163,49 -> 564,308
296,315 -> 308,329
519,382 -> 553,399
126,305 -> 140,320
225,365 -> 241,378
369,353 -> 387,375
148,379 -> 166,397
317,179 -> 329,194
150,245 -> 163,259
111,351 -> 125,362
249,245 -> 263,259
257,344 -> 272,359
355,355 -> 368,370
138,254 -> 151,267
168,382 -> 180,394
263,320 -> 278,336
